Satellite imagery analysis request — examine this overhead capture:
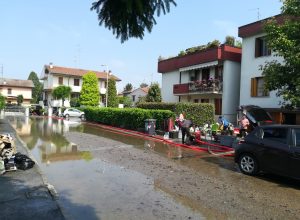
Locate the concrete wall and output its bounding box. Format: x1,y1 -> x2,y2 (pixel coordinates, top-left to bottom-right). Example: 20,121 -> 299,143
161,70 -> 180,102
240,33 -> 284,108
1,86 -> 32,100
222,60 -> 241,123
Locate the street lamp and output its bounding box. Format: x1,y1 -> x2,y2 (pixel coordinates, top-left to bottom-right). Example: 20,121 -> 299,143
101,64 -> 109,107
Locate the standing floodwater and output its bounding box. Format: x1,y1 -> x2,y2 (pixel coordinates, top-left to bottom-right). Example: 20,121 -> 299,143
7,116 -> 300,220
7,116 -> 205,220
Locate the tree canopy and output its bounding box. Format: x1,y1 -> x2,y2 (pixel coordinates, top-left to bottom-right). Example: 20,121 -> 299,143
91,0 -> 177,43
146,82 -> 162,102
124,83 -> 133,92
262,0 -> 300,108
28,71 -> 43,104
140,83 -> 148,88
17,95 -> 23,106
52,85 -> 72,107
79,72 -> 100,106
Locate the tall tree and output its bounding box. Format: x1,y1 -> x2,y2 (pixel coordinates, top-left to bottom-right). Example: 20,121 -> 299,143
91,0 -> 177,43
28,71 -> 43,104
52,85 -> 72,107
146,82 -> 162,102
124,83 -> 133,91
262,0 -> 300,108
107,79 -> 118,107
79,72 -> 100,106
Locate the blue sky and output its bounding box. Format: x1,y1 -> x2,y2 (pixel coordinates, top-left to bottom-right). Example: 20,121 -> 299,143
0,0 -> 282,92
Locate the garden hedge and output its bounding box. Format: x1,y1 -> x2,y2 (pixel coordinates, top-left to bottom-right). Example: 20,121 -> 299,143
83,107 -> 175,131
137,102 -> 215,126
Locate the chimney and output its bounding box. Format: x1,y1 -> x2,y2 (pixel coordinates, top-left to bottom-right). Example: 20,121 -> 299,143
49,62 -> 53,69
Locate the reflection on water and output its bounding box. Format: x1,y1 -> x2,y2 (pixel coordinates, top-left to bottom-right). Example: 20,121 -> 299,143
6,116 -> 92,164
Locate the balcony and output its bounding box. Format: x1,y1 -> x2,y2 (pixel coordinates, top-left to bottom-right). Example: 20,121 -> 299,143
173,79 -> 222,95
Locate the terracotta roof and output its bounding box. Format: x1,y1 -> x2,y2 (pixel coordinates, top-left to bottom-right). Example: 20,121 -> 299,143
131,87 -> 149,94
141,87 -> 149,93
44,65 -> 121,81
0,78 -> 34,88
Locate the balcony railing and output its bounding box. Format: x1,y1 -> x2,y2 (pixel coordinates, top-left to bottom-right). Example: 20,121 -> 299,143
173,79 -> 223,95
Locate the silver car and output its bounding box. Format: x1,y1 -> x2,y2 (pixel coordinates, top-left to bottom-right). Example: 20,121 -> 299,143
63,108 -> 84,118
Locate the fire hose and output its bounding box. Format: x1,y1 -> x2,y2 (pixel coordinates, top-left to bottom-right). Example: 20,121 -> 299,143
79,121 -> 235,157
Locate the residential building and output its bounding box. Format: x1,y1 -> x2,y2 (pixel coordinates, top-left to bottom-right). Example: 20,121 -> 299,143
238,14 -> 300,124
158,44 -> 241,123
129,87 -> 149,106
41,64 -> 121,107
0,78 -> 34,105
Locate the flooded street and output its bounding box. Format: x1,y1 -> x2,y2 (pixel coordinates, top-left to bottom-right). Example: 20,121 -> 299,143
7,116 -> 300,220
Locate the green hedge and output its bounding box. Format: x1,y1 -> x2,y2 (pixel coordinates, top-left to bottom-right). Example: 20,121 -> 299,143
137,102 -> 214,126
136,102 -> 176,111
83,107 -> 175,130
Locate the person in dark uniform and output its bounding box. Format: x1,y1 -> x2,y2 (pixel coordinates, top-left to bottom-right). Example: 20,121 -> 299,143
181,119 -> 192,144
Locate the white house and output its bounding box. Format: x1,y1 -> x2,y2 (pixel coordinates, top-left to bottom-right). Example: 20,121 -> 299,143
41,64 -> 121,107
238,14 -> 300,124
129,87 -> 149,106
0,78 -> 34,105
158,44 -> 242,123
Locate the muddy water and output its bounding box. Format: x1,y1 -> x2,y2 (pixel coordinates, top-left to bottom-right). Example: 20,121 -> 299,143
8,116 -> 300,220
8,116 -> 205,219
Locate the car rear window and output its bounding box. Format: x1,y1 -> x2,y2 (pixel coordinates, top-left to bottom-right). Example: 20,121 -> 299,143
247,108 -> 272,122
262,127 -> 288,144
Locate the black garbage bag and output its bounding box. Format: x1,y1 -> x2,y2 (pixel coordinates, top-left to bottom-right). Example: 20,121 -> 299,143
14,153 -> 35,170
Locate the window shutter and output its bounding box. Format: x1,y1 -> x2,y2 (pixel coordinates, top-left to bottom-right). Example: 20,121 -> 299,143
255,38 -> 260,57
251,78 -> 257,97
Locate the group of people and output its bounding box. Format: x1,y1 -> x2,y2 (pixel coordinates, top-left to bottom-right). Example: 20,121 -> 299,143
176,113 -> 251,144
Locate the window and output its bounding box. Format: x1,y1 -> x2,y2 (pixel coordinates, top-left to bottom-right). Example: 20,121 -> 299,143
255,37 -> 271,57
201,99 -> 209,103
263,128 -> 288,144
74,78 -> 79,86
194,99 -> 199,103
7,88 -> 12,95
251,77 -> 269,97
132,95 -> 136,102
58,77 -> 63,85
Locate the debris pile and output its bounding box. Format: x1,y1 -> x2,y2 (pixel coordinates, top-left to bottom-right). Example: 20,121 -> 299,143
0,134 -> 35,175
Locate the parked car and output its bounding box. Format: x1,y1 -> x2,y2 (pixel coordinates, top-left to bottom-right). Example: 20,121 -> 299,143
63,108 -> 84,118
236,105 -> 274,134
234,124 -> 300,179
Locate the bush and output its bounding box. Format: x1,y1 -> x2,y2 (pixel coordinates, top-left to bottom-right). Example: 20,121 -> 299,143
84,107 -> 175,130
137,102 -> 214,126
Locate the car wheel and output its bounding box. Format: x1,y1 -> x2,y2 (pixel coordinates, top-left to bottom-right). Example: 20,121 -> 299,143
80,114 -> 85,120
238,153 -> 259,175
65,114 -> 69,118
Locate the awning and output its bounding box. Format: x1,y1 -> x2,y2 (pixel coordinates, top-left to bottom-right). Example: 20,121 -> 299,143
179,61 -> 218,72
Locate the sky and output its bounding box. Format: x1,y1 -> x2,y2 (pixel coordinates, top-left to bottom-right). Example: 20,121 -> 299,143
0,0 -> 282,92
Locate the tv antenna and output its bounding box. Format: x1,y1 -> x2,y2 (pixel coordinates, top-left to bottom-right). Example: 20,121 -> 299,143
249,8 -> 260,20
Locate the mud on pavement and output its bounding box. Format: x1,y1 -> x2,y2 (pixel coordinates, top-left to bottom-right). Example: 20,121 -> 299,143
65,131 -> 300,220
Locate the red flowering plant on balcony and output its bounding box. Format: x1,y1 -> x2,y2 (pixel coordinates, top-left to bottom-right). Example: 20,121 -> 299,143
189,78 -> 221,92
